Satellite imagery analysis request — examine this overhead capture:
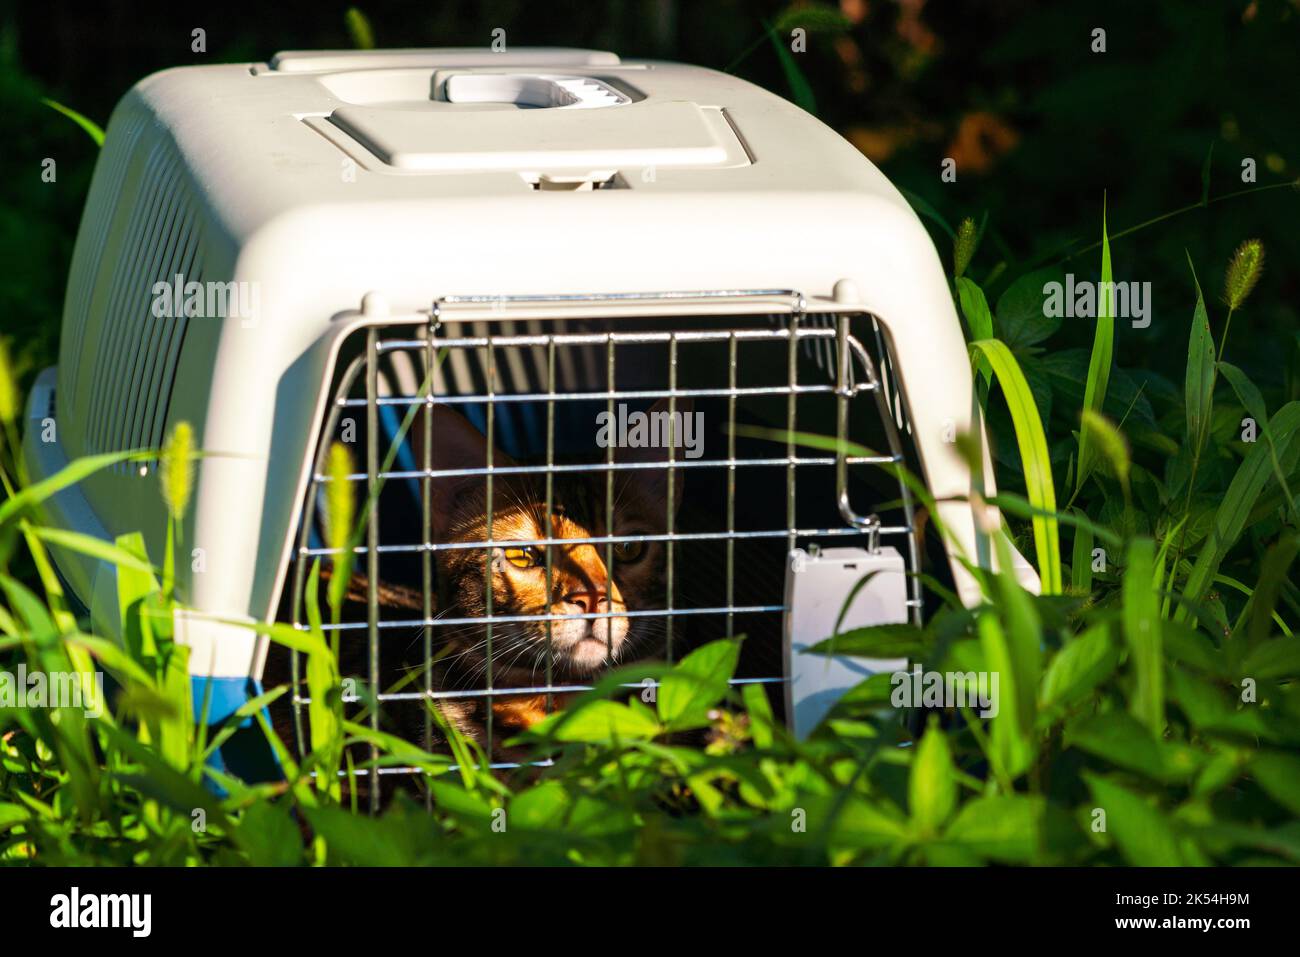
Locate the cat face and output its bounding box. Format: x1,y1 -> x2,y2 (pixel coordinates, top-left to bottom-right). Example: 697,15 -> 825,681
421,401 -> 685,681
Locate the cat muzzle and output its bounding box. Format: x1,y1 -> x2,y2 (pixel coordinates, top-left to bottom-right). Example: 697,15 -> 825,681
549,600 -> 630,672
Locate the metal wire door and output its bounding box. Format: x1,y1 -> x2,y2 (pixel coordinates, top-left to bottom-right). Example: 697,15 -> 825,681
286,293 -> 922,807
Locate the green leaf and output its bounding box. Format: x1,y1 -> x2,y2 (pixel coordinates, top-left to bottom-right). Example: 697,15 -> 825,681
772,3 -> 851,35
909,721 -> 956,834
1219,362 -> 1296,522
340,720 -> 450,774
969,339 -> 1062,593
508,781 -> 571,831
1076,203 -> 1115,493
994,267 -> 1064,349
1168,668 -> 1270,738
657,638 -> 740,730
0,803 -> 32,833
1067,712 -> 1201,782
1184,255 -> 1215,460
1039,624 -> 1119,711
248,617 -> 331,657
898,187 -> 955,239
956,278 -> 995,390
237,801 -> 304,867
538,699 -> 661,743
27,525 -> 157,575
1251,752 -> 1300,815
977,612 -> 1034,780
837,671 -> 899,709
1193,750 -> 1245,798
1218,360 -> 1266,422
303,562 -> 342,793
0,573 -> 58,640
1123,537 -> 1164,734
1241,639 -> 1300,682
1070,509 -> 1095,594
822,795 -> 909,850
0,449 -> 140,526
1163,621 -> 1229,678
956,277 -> 995,341
1179,402 -> 1300,618
741,682 -> 776,748
1085,773 -> 1196,866
303,802 -> 439,866
943,795 -> 1044,864
988,493 -> 1120,548
1041,350 -> 1157,428
344,6 -> 375,49
805,623 -> 927,659
40,97 -> 105,146
100,724 -> 227,826
991,533 -> 1043,731
67,633 -> 157,688
427,779 -> 496,823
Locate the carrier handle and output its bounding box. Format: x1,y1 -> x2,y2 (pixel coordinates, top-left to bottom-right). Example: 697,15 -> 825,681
441,73 -> 630,109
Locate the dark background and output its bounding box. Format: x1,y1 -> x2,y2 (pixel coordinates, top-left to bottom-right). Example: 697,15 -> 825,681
2,0 -> 1297,456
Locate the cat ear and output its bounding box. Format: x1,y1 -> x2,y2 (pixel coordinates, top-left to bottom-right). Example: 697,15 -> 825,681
412,404 -> 515,541
615,396 -> 692,515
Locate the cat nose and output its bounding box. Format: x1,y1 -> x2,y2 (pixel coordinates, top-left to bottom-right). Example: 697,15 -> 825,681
562,588 -> 607,615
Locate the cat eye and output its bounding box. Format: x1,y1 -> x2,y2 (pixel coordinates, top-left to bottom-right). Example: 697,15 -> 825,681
612,540 -> 646,563
502,547 -> 540,569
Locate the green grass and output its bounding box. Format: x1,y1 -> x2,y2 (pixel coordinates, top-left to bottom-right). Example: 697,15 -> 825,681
1,203 -> 1298,864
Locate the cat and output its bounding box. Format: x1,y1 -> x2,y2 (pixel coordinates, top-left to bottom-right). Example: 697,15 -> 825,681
307,397 -> 688,762
418,398 -> 686,753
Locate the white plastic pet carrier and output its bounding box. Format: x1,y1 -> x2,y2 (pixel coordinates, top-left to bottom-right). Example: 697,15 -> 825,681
25,48 -> 1038,789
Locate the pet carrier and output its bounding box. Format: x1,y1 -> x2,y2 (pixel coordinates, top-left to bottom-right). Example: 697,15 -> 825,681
25,47 -> 1039,787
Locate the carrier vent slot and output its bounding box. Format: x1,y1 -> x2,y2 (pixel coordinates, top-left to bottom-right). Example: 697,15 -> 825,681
61,112 -> 149,408
83,139 -> 200,468
85,143 -> 177,456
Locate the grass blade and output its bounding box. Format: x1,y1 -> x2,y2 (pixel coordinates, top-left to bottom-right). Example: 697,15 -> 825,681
1246,535 -> 1300,647
977,612 -> 1033,783
910,720 -> 957,835
1076,202 -> 1114,493
27,525 -> 157,575
1123,537 -> 1164,735
344,7 -> 375,49
1178,401 -> 1300,619
898,187 -> 956,239
969,339 -> 1062,593
1070,508 -> 1094,594
956,278 -> 995,342
1184,255 -> 1215,462
765,20 -> 816,113
1219,360 -> 1296,521
0,449 -> 141,525
40,97 -> 105,147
